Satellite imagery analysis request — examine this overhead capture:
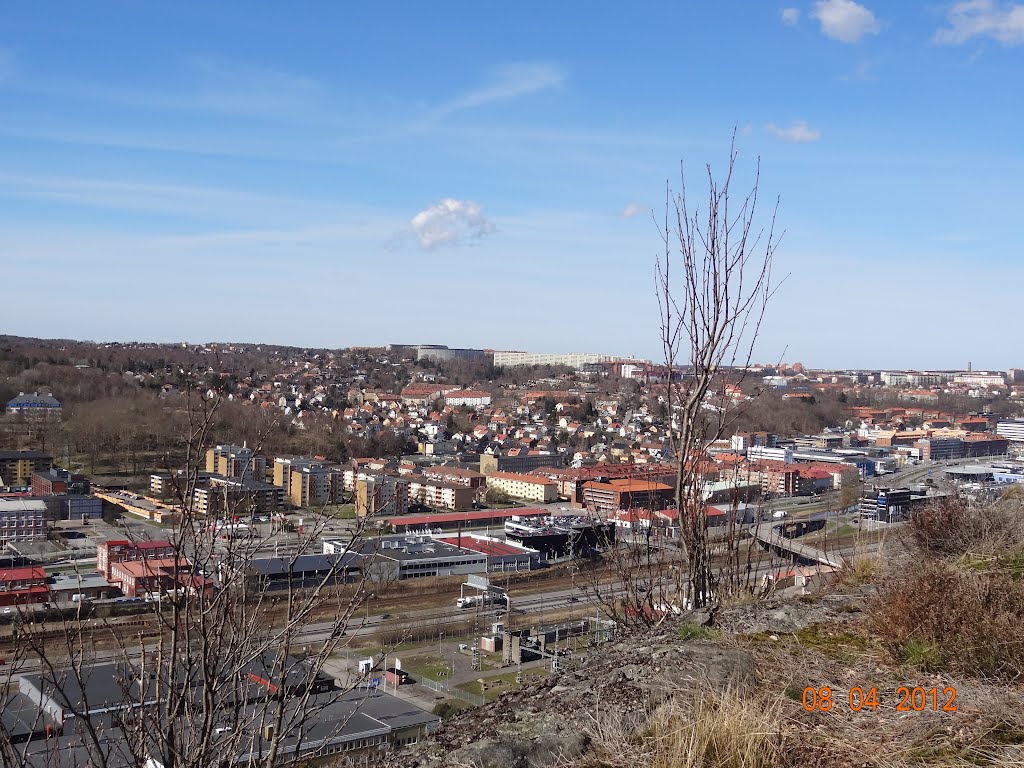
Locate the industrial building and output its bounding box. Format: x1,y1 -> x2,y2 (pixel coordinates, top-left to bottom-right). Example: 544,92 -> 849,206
342,535 -> 488,580
504,518 -> 616,561
581,478 -> 675,513
433,533 -> 540,572
245,553 -> 361,591
7,657 -> 438,765
388,507 -> 549,533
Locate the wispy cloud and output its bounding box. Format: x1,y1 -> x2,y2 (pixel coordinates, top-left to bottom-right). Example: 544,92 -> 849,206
781,7 -> 802,26
0,172 -> 362,226
839,58 -> 878,81
407,198 -> 496,250
0,48 -> 15,82
421,62 -> 566,126
621,203 -> 644,218
934,1 -> 1024,45
811,0 -> 881,42
183,56 -> 322,115
10,55 -> 323,118
765,120 -> 822,142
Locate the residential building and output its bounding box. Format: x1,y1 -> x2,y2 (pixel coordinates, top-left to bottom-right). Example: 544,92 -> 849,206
492,351 -> 615,368
4,392 -> 62,416
996,420 -> 1024,444
407,480 -> 475,511
0,498 -> 47,546
205,444 -> 266,481
0,451 -> 53,487
355,475 -> 410,517
443,390 -> 493,408
419,466 -> 486,489
485,471 -> 558,503
150,470 -> 213,497
193,477 -> 284,516
952,372 -> 1006,387
287,462 -> 331,507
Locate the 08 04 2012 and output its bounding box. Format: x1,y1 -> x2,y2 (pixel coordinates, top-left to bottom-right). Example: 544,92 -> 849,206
801,686 -> 957,713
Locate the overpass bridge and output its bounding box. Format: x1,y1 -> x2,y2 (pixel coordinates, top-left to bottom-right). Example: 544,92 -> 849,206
753,529 -> 846,569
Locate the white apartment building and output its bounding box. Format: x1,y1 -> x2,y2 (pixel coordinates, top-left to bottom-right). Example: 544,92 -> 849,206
746,446 -> 794,463
996,420 -> 1024,444
953,372 -> 1006,387
493,351 -> 614,369
443,390 -> 493,408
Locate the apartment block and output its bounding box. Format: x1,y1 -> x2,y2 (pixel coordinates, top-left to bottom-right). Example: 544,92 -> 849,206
0,451 -> 53,487
354,475 -> 410,517
485,471 -> 558,503
193,478 -> 284,516
205,444 -> 266,481
492,351 -> 614,368
419,466 -> 486,489
407,480 -> 475,512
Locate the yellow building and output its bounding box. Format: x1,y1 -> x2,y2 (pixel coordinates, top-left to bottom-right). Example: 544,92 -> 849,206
0,451 -> 53,487
484,472 -> 558,503
205,444 -> 266,481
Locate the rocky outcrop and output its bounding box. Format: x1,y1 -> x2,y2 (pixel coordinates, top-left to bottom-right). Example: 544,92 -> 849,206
392,618 -> 758,768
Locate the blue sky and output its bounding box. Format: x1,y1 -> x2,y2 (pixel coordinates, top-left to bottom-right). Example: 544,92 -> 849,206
2,1 -> 1023,369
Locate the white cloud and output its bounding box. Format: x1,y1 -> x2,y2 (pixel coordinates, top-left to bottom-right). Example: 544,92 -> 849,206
409,198 -> 496,250
811,0 -> 881,42
781,7 -> 801,26
934,1 -> 1024,45
621,203 -> 644,218
765,120 -> 822,142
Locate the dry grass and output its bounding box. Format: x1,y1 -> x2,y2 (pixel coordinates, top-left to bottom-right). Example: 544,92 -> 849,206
586,688 -> 782,768
837,551 -> 883,586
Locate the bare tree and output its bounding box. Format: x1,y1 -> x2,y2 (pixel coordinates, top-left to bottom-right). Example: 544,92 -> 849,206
575,140 -> 781,626
659,137 -> 782,610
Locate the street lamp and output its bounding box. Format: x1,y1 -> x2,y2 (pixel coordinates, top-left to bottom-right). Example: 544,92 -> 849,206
438,630 -> 444,659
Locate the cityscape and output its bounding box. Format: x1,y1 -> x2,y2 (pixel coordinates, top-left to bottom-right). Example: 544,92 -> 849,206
3,336 -> 1024,765
3,1 -> 1024,766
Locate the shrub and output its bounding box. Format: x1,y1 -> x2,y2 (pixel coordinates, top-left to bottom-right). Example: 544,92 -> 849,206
908,495 -> 1022,557
868,558 -> 1024,679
